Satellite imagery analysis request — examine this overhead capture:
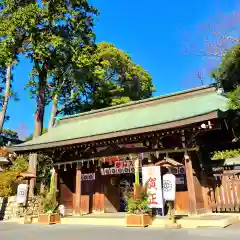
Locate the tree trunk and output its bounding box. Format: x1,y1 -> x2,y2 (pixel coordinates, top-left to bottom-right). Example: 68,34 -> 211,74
28,68 -> 47,196
0,65 -> 11,132
48,94 -> 58,130
33,75 -> 46,138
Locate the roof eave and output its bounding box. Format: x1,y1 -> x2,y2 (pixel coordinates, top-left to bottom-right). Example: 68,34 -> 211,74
9,110 -> 223,153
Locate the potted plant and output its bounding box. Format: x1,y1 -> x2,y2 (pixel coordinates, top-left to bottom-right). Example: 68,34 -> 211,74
38,168 -> 61,224
125,185 -> 152,227
125,157 -> 152,227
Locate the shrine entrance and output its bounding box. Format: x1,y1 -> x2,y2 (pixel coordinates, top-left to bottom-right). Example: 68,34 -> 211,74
119,174 -> 134,212
101,157 -> 135,213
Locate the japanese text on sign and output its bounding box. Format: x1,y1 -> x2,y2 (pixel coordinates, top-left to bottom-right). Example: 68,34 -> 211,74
101,161 -> 135,175
142,166 -> 163,208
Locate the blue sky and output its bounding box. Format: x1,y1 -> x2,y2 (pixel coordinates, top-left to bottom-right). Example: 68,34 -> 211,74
4,0 -> 239,138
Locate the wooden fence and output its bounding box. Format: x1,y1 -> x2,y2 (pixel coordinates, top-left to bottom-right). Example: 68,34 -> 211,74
208,170 -> 240,212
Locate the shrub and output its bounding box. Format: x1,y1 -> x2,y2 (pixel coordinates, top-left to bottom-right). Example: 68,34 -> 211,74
39,188 -> 59,214
125,184 -> 151,214
0,155 -> 28,197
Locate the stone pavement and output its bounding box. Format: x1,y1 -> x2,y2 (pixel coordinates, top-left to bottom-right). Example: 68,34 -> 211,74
1,223 -> 240,240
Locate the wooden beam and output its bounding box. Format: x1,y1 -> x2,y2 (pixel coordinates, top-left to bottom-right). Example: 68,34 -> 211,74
53,147 -> 199,165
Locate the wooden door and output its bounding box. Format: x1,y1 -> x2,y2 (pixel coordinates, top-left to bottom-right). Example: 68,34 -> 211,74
58,167 -> 75,213
81,179 -> 95,214
59,181 -> 73,209
103,175 -> 120,213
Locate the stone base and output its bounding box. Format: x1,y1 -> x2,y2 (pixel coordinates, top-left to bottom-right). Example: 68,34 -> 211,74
0,196 -> 40,221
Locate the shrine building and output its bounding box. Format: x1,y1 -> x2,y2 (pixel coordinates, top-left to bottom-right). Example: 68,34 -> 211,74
10,85 -> 234,216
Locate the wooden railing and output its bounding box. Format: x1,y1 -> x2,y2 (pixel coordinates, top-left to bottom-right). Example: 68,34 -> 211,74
208,171 -> 240,212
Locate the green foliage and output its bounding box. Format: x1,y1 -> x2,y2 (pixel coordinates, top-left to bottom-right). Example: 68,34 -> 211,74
228,87 -> 240,110
0,0 -> 31,109
40,169 -> 58,214
1,129 -> 19,139
211,45 -> 240,140
36,154 -> 52,187
39,188 -> 59,214
212,149 -> 240,160
212,45 -> 240,92
124,185 -> 151,214
21,0 -> 98,125
62,42 -> 155,115
0,155 -> 28,197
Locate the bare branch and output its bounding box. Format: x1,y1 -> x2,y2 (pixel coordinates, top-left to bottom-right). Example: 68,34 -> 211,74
211,30 -> 240,43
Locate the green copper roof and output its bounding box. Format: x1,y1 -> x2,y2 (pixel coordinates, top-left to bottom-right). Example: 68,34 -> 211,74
11,86 -> 229,151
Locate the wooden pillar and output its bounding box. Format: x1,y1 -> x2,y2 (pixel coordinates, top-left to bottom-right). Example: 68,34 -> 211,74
28,153 -> 37,196
185,156 -> 197,215
74,163 -> 81,215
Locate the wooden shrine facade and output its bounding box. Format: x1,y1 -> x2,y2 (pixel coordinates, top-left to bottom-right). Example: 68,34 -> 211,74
50,119 -> 231,216
9,86 -> 233,216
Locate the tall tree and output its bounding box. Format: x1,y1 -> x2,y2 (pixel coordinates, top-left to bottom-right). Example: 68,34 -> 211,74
0,0 -> 28,131
212,44 -> 240,92
211,44 -> 240,140
22,1 -> 98,132
21,0 -> 98,194
60,42 -> 155,115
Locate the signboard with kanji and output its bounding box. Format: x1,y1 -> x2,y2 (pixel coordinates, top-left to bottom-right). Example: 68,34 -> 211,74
142,166 -> 163,208
101,160 -> 135,175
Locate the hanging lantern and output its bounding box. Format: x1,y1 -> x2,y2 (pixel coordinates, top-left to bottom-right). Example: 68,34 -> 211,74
64,164 -> 67,172
58,164 -> 60,170
87,161 -> 90,168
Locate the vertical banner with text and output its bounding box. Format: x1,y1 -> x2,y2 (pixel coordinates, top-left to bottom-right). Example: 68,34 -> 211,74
142,166 -> 163,208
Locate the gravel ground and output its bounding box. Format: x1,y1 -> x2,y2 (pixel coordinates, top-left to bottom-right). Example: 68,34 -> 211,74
0,223 -> 240,240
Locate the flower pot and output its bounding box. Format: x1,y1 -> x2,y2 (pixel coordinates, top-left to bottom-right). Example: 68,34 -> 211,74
38,213 -> 61,224
125,214 -> 152,227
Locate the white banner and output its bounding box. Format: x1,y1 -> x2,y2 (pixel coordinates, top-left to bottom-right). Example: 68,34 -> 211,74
17,184 -> 28,204
162,173 -> 176,201
142,166 -> 163,208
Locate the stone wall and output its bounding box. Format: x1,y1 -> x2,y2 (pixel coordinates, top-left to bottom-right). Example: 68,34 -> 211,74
0,196 -> 40,220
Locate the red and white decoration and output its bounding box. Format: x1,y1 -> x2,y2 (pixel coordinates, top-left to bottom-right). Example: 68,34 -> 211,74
142,166 -> 163,209
81,173 -> 95,181
101,160 -> 135,175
